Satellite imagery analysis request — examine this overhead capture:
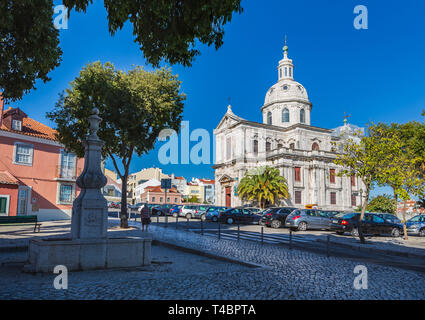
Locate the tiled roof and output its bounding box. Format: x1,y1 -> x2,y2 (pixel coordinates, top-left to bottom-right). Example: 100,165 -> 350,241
144,186 -> 179,193
199,179 -> 215,184
0,171 -> 19,185
174,176 -> 185,180
1,108 -> 58,141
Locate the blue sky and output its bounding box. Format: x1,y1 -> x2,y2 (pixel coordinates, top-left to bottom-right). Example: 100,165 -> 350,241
9,0 -> 425,196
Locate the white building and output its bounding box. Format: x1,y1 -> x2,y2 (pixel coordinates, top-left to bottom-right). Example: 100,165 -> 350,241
213,43 -> 364,210
133,179 -> 161,203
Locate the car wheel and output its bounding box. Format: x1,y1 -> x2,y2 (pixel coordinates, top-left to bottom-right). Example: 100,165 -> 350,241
351,228 -> 359,237
271,220 -> 281,229
297,221 -> 307,231
419,228 -> 425,237
391,228 -> 401,238
226,217 -> 234,225
212,216 -> 218,222
186,213 -> 192,220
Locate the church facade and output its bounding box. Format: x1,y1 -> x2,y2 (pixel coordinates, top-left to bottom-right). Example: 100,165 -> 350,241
213,44 -> 364,210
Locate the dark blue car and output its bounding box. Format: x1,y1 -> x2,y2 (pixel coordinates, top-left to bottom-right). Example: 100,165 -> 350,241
217,207 -> 263,225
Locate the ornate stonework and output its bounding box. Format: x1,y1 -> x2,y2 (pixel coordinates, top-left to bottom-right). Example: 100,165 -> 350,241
213,44 -> 365,210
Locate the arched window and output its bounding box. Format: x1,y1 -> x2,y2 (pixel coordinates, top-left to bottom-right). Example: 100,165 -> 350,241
282,108 -> 290,123
253,140 -> 258,154
266,141 -> 271,152
289,143 -> 295,150
300,109 -> 305,124
277,143 -> 283,149
312,142 -> 320,151
267,112 -> 272,125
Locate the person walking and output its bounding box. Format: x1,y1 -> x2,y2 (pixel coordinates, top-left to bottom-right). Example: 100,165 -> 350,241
139,204 -> 151,232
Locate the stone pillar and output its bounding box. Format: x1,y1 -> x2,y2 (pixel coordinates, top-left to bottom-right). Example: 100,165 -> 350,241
71,108 -> 108,240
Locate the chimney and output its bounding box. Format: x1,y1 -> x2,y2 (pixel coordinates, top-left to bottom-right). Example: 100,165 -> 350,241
0,93 -> 4,127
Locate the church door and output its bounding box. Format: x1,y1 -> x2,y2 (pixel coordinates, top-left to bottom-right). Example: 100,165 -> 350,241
225,186 -> 231,207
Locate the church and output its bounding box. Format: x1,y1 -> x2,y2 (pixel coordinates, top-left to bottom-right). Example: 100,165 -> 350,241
213,42 -> 365,210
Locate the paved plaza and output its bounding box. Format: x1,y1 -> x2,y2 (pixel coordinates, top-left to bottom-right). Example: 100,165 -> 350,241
0,218 -> 424,299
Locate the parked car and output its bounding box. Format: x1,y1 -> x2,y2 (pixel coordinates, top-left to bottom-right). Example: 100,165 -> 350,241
151,204 -> 174,216
262,207 -> 297,228
285,209 -> 335,231
128,202 -> 144,210
243,207 -> 262,214
330,212 -> 403,237
217,207 -> 263,225
176,204 -> 200,219
406,215 -> 425,237
203,206 -> 230,222
169,205 -> 183,216
375,213 -> 402,225
192,205 -> 214,219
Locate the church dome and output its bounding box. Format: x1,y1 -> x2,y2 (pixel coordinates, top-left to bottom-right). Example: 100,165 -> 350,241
264,79 -> 309,105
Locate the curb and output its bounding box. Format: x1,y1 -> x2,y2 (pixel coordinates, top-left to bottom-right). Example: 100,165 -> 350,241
152,239 -> 270,270
316,239 -> 425,261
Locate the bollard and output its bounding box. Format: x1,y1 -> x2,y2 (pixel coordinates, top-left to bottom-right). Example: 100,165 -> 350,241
289,229 -> 293,250
261,226 -> 264,245
165,215 -> 168,228
218,222 -> 221,240
176,215 -> 178,229
327,235 -> 330,257
187,217 -> 189,228
237,224 -> 240,241
201,219 -> 204,236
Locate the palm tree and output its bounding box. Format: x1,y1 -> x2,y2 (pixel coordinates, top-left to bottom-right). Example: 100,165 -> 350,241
237,166 -> 289,209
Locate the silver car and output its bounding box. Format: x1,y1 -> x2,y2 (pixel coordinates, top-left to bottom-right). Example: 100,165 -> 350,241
406,215 -> 425,236
285,209 -> 334,231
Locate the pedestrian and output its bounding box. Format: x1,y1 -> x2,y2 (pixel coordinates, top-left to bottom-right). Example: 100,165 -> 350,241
139,204 -> 151,232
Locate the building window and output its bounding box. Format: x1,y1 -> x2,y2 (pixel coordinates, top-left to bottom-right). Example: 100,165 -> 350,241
294,191 -> 302,204
279,68 -> 282,78
0,195 -> 10,215
174,198 -> 178,203
294,167 -> 301,182
226,137 -> 231,160
253,140 -> 258,154
289,143 -> 295,150
167,197 -> 170,202
160,197 -> 163,202
14,142 -> 33,165
351,194 -> 357,207
330,169 -> 336,184
330,192 -> 337,205
284,67 -> 288,77
351,175 -> 356,186
282,108 -> 290,123
60,151 -> 76,179
152,196 -> 156,202
312,142 -> 320,151
277,143 -> 283,149
300,109 -> 305,124
267,112 -> 272,125
12,120 -> 22,131
289,67 -> 292,77
59,184 -> 74,203
266,141 -> 271,152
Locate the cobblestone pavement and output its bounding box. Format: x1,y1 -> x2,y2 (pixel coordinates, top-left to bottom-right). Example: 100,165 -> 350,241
0,218 -> 424,299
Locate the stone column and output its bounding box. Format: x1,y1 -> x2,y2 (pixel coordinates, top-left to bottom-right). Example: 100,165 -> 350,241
71,108 -> 108,240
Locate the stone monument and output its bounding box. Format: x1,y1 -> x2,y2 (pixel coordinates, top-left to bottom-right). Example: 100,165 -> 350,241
25,109 -> 151,272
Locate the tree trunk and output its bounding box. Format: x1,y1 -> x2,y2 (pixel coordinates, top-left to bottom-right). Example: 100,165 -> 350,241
358,188 -> 369,244
402,200 -> 408,240
120,174 -> 129,228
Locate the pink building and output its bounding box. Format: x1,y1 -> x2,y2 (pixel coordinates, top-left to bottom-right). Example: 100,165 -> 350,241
0,105 -> 84,221
140,186 -> 182,205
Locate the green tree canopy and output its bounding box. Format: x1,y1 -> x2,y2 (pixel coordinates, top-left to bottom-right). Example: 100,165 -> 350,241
63,0 -> 243,66
0,0 -> 62,102
237,166 -> 289,209
47,62 -> 185,227
365,195 -> 397,214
